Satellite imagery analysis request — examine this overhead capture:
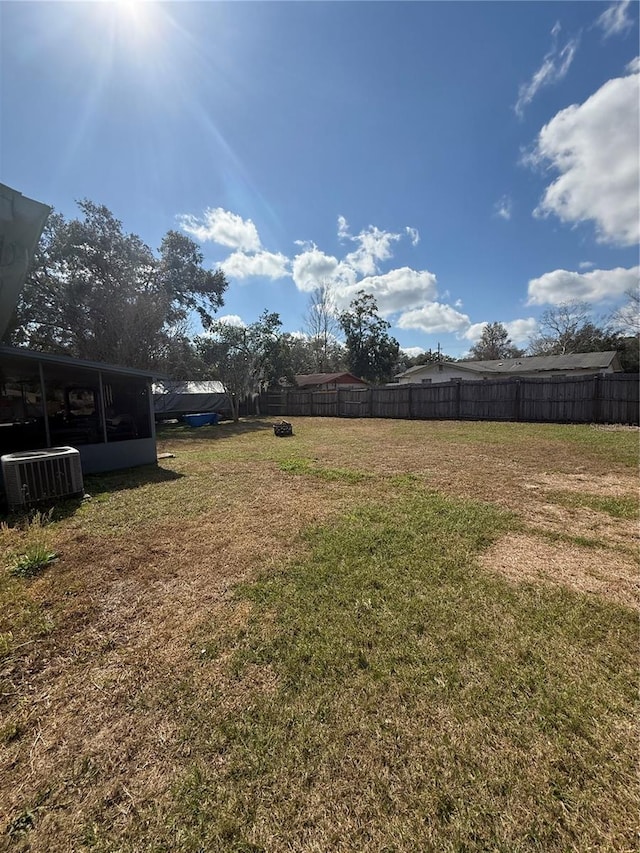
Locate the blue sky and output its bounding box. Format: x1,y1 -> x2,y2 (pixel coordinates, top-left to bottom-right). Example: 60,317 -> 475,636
2,0 -> 638,357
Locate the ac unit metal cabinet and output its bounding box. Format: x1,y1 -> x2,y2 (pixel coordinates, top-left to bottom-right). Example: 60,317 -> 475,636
1,447 -> 84,510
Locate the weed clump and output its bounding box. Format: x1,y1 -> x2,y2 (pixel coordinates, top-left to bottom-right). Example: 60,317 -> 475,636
9,544 -> 58,578
5,510 -> 58,578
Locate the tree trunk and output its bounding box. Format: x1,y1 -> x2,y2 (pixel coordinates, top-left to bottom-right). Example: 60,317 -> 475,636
227,392 -> 239,422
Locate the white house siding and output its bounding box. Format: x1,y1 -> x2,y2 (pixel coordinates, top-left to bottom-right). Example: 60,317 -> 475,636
397,363 -> 617,385
397,364 -> 489,384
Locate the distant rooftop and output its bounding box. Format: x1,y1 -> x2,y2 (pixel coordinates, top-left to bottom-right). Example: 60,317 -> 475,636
294,372 -> 367,387
397,351 -> 621,378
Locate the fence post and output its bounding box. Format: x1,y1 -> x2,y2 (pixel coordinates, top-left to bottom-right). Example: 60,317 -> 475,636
456,380 -> 461,420
514,379 -> 521,422
593,374 -> 601,423
408,384 -> 413,419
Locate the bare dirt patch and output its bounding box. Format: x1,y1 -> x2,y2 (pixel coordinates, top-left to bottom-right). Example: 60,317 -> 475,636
481,532 -> 639,610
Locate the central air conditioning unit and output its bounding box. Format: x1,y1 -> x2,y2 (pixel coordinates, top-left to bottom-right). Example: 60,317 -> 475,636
1,447 -> 84,511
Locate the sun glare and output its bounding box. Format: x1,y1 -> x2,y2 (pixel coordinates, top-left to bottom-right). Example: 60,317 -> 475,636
110,0 -> 157,46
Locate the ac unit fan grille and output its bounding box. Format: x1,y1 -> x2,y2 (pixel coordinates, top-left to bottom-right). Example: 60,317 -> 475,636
18,456 -> 76,503
2,447 -> 84,509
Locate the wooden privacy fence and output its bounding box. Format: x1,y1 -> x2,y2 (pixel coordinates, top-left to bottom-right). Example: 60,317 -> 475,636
261,374 -> 639,425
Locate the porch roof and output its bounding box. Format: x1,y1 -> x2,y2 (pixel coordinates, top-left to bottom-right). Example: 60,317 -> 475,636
0,345 -> 161,380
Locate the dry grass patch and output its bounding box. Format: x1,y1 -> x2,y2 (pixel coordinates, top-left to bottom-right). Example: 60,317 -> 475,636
516,500 -> 639,555
480,532 -> 640,610
531,471 -> 638,498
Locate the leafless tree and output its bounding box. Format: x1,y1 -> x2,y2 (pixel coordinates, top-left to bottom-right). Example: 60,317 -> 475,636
528,301 -> 591,354
610,287 -> 640,337
303,283 -> 341,372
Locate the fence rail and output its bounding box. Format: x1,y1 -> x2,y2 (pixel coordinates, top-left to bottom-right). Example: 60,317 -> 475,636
261,374 -> 639,425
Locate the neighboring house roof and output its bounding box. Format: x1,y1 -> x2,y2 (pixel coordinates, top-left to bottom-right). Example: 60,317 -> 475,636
294,372 -> 367,387
396,351 -> 621,379
0,345 -> 158,379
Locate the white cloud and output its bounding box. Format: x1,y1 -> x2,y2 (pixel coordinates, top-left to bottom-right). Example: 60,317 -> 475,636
596,0 -> 633,38
337,215 -> 350,240
293,239 -> 314,250
405,226 -> 420,246
494,195 -> 512,221
579,260 -> 595,270
216,314 -> 246,328
530,64 -> 640,246
400,346 -> 427,358
337,218 -> 403,276
291,247 -> 344,292
462,322 -> 490,343
337,217 -> 421,273
178,207 -> 261,251
290,217 -> 427,309
397,302 -> 471,334
504,318 -> 538,344
179,209 -> 441,323
345,228 -> 400,275
461,318 -> 538,344
527,265 -> 640,305
221,250 -> 290,280
628,56 -> 640,73
515,23 -> 580,118
335,267 -> 438,316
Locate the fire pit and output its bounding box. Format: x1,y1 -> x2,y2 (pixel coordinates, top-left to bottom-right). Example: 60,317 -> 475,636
273,420 -> 293,437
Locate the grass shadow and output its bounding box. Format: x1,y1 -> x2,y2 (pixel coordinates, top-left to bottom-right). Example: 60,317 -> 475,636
0,465 -> 185,526
156,417 -> 276,442
84,463 -> 185,497
1,495 -> 86,527
0,497 -> 90,527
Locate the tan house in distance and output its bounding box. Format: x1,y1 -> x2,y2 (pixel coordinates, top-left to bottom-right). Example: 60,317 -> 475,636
395,352 -> 623,385
294,372 -> 368,391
